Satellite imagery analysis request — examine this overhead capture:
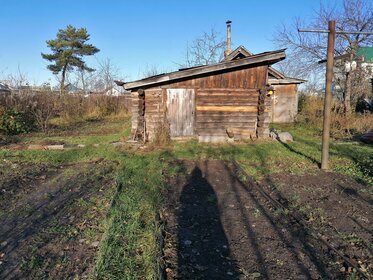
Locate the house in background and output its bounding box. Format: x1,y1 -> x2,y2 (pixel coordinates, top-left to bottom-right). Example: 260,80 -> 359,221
0,82 -> 12,101
320,46 -> 373,105
356,47 -> 373,95
116,21 -> 304,142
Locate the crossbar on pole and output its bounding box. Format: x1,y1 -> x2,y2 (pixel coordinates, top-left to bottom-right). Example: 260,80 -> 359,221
298,28 -> 373,35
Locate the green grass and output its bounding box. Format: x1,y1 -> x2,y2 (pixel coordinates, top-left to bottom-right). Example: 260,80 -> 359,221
94,154 -> 166,280
1,117 -> 372,279
154,123 -> 373,187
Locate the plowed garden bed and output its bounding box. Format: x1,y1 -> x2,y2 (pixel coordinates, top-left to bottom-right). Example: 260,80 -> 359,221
163,160 -> 372,279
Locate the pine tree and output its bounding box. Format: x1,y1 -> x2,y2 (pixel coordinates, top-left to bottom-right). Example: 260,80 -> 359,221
42,25 -> 100,93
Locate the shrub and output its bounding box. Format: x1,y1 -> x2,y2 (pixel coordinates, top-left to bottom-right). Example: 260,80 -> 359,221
297,94 -> 373,139
152,112 -> 171,146
1,92 -> 130,132
0,109 -> 33,135
30,91 -> 58,133
297,94 -> 324,124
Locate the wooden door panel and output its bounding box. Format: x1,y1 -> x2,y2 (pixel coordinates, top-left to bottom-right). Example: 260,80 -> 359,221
166,89 -> 195,137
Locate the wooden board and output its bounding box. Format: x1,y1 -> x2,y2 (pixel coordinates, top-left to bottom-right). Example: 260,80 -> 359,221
166,89 -> 195,137
196,106 -> 258,112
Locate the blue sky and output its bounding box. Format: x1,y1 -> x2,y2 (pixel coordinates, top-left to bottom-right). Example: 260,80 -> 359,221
0,0 -> 340,85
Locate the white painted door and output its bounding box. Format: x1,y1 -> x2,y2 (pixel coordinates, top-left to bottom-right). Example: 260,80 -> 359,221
166,89 -> 195,137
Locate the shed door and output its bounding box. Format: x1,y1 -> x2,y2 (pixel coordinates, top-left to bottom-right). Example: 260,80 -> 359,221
166,89 -> 195,137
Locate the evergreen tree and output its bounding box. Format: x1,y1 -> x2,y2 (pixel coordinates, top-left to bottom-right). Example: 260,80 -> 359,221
42,25 -> 99,93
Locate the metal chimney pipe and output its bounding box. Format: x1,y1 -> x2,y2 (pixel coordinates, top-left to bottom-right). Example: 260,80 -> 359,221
225,20 -> 232,56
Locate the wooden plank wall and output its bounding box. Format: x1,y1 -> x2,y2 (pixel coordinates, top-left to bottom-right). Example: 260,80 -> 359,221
166,66 -> 267,89
272,84 -> 298,123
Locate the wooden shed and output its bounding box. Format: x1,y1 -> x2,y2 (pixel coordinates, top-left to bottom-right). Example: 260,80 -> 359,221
117,49 -> 287,142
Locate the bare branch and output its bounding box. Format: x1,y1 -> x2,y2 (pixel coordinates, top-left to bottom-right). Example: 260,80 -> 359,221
180,28 -> 226,67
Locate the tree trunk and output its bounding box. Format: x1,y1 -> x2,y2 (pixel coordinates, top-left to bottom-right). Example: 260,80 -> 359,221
60,65 -> 67,94
344,71 -> 352,115
80,69 -> 86,94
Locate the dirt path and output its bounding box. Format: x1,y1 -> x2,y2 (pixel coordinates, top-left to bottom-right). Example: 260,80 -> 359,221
0,160 -> 116,279
163,160 -> 373,279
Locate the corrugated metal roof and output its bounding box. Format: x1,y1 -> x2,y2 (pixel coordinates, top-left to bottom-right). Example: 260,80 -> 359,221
357,47 -> 373,62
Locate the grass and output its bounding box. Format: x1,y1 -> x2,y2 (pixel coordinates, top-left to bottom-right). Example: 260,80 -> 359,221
155,122 -> 372,188
1,115 -> 372,279
95,154 -> 166,280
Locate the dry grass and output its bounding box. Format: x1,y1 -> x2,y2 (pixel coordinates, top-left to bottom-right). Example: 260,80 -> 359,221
152,121 -> 171,146
1,92 -> 130,133
297,95 -> 373,139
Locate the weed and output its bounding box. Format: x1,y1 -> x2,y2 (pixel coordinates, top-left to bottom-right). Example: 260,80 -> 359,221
338,232 -> 363,246
254,208 -> 261,218
21,254 -> 44,271
206,194 -> 216,203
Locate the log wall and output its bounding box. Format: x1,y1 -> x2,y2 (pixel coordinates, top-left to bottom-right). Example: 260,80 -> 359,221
144,89 -> 164,140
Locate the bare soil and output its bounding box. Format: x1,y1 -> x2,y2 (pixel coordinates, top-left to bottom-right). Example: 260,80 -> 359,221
0,159 -> 117,279
163,160 -> 373,279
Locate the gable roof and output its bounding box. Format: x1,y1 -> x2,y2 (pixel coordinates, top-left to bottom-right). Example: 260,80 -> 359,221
223,45 -> 253,61
224,45 -> 286,80
119,49 -> 286,90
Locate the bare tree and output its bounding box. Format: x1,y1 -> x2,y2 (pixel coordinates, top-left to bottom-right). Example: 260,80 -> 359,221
182,28 -> 226,67
29,91 -> 57,133
274,0 -> 373,114
96,58 -> 120,93
142,64 -> 163,78
7,66 -> 29,92
71,57 -> 122,94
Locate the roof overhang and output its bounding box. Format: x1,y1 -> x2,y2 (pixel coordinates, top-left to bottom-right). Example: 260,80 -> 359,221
269,77 -> 306,85
119,49 -> 286,90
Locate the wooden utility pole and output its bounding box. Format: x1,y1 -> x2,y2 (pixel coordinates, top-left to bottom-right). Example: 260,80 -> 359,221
299,21 -> 373,171
321,20 -> 335,170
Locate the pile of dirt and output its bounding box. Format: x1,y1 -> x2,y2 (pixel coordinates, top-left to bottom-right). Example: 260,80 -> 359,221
162,160 -> 372,279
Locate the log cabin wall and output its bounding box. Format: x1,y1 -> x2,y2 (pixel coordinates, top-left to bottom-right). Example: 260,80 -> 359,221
131,91 -> 145,140
143,88 -> 164,140
272,84 -> 298,123
141,65 -> 270,141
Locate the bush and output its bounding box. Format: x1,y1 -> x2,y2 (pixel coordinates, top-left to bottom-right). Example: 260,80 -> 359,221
0,109 -> 33,135
1,92 -> 130,131
297,94 -> 324,124
297,94 -> 373,139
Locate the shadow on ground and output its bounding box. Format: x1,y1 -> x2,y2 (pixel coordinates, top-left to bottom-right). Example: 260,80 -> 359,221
162,159 -> 371,279
176,165 -> 239,279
